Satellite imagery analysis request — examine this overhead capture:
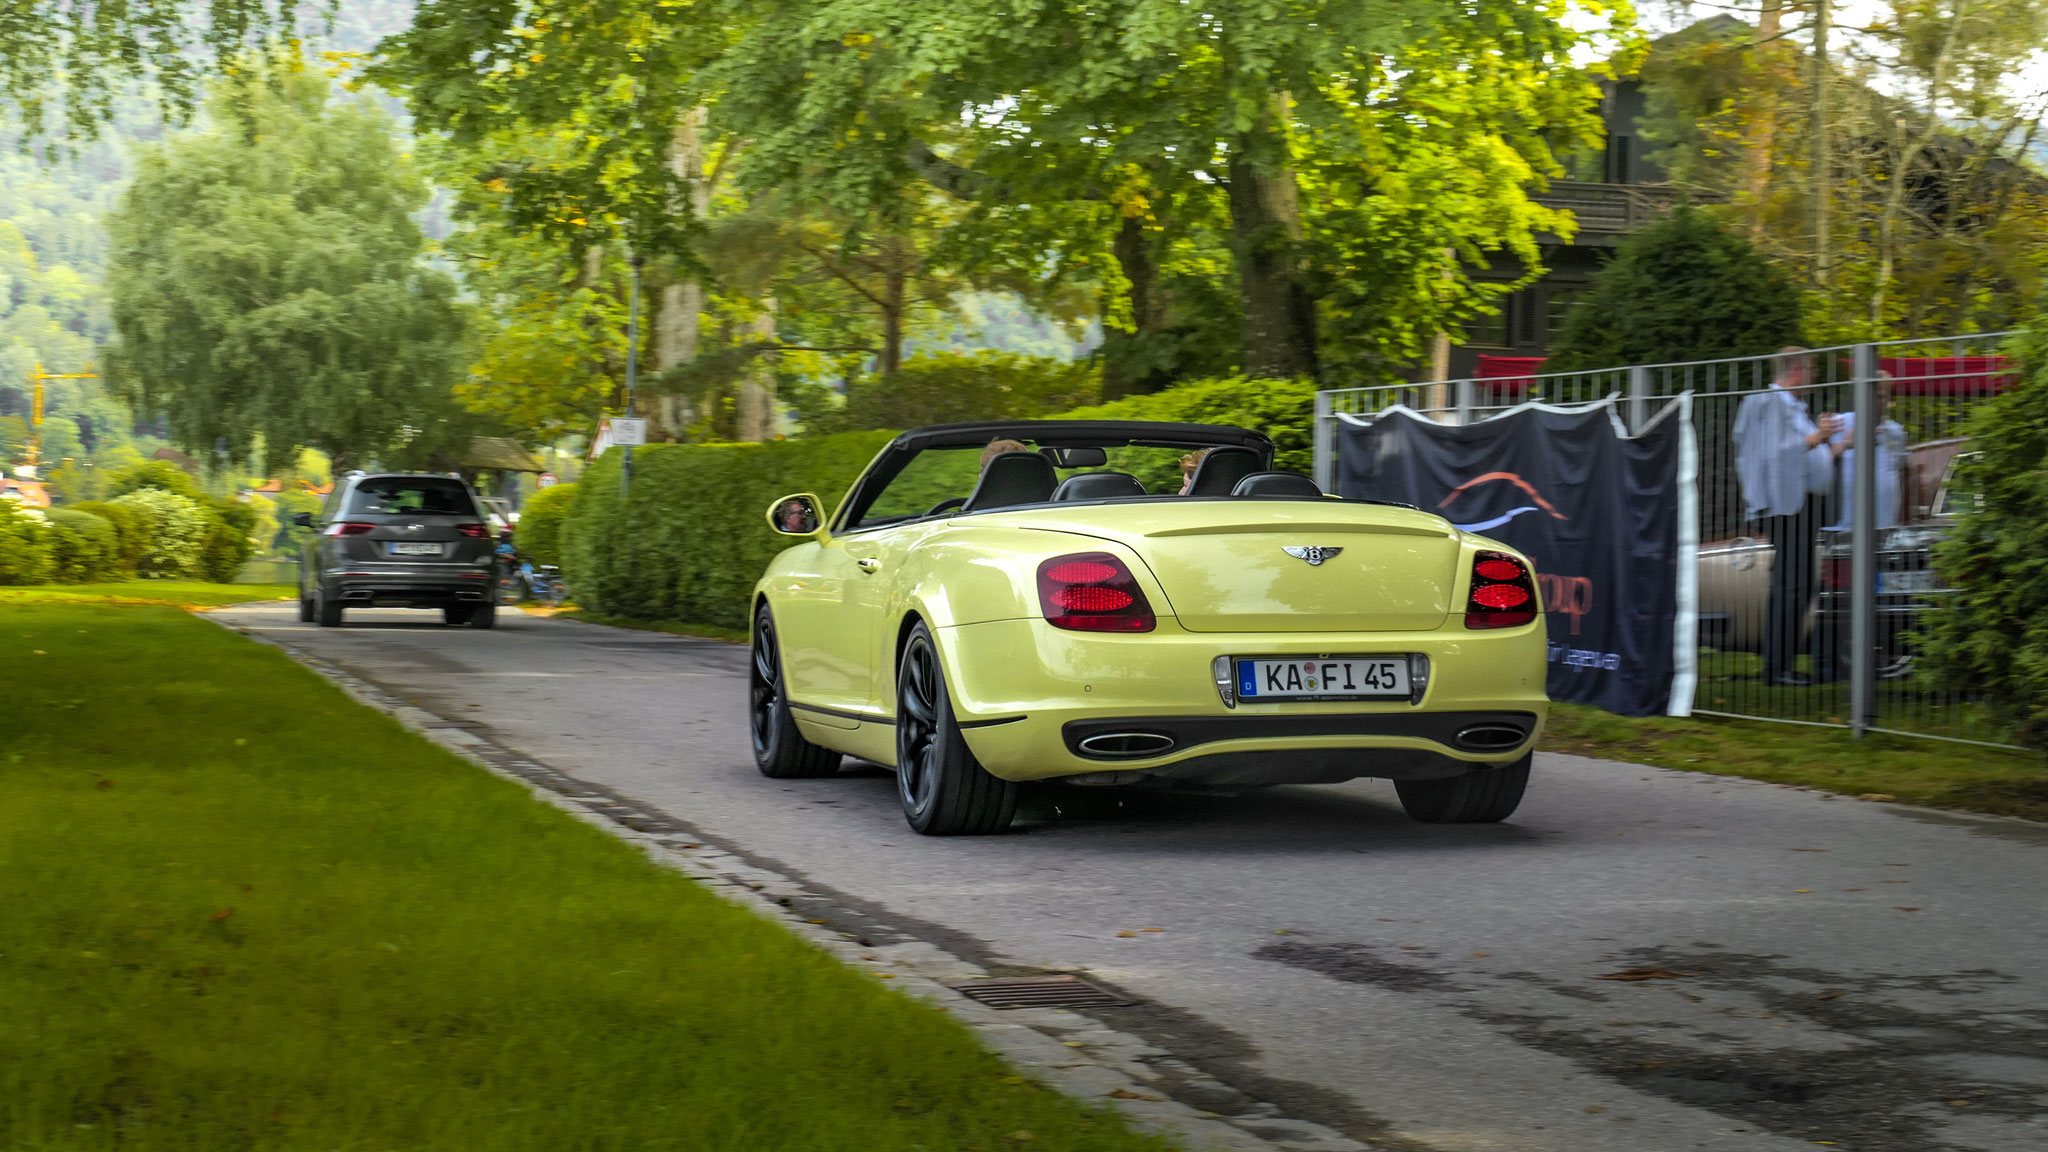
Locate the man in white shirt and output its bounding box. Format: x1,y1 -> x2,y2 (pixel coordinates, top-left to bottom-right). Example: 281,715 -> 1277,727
1826,373 -> 1906,532
1733,347 -> 1839,686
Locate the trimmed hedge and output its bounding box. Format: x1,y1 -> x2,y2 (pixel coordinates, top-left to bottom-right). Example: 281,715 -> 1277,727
517,482 -> 578,569
68,500 -> 151,574
112,489 -> 212,579
564,431 -> 895,627
562,377 -> 1321,628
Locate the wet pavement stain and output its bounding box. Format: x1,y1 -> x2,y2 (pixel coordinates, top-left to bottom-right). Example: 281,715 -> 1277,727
1259,941 -> 2048,1151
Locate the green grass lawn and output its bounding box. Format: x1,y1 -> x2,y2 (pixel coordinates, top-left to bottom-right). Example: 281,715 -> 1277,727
0,599 -> 1175,1152
1541,701 -> 2048,822
556,609 -> 749,644
0,581 -> 296,608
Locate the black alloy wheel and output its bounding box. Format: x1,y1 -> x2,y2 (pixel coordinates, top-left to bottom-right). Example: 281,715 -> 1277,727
750,605 -> 839,779
895,622 -> 1017,836
1394,753 -> 1531,823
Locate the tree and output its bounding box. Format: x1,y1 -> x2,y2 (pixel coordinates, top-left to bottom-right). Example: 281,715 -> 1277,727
104,65 -> 469,471
1546,206 -> 1803,370
0,2 -> 303,135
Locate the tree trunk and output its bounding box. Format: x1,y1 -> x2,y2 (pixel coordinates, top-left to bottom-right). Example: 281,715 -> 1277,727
736,301 -> 777,442
1739,1 -> 1784,242
1102,214 -> 1173,398
1226,127 -> 1318,380
652,107 -> 710,441
879,239 -> 908,376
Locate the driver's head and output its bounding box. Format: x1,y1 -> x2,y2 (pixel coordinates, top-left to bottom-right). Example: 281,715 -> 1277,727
980,438 -> 1028,469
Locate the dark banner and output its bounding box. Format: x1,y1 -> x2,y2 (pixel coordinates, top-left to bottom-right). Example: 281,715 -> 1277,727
1336,402 -> 1693,717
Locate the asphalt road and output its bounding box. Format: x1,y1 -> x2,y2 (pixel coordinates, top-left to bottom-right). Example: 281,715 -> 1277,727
215,603 -> 2048,1152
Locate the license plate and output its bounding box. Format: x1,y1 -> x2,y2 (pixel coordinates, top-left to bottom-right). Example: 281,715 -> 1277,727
1879,569 -> 1937,594
387,542 -> 444,556
1235,656 -> 1410,702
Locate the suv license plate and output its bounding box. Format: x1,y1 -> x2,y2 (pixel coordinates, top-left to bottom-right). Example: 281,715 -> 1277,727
1235,656 -> 1410,702
1879,570 -> 1936,593
387,542 -> 444,556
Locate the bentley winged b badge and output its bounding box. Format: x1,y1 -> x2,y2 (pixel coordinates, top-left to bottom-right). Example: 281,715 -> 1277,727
1282,546 -> 1344,566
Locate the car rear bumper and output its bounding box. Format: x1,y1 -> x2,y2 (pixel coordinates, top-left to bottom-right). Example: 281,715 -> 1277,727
929,617 -> 1549,784
325,562 -> 496,608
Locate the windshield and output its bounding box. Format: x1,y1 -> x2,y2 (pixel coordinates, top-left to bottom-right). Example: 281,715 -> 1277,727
347,478 -> 477,516
850,441 -> 1225,528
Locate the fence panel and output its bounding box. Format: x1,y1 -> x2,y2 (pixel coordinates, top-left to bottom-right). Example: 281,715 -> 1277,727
1316,334 -> 2018,750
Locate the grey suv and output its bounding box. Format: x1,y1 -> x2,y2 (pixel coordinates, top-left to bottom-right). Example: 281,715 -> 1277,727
294,472 -> 501,628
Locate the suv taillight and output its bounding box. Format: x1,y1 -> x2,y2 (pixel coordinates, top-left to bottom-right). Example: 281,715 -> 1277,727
1465,551 -> 1538,629
456,523 -> 488,538
324,522 -> 376,537
1036,552 -> 1155,632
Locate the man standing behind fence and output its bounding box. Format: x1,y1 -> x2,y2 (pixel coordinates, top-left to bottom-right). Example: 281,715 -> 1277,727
1733,347 -> 1839,687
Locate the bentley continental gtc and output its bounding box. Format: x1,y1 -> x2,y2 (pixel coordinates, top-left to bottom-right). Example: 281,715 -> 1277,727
750,421 -> 1548,835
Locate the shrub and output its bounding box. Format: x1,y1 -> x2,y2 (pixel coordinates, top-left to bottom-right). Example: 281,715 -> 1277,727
1546,205 -> 1803,372
791,352 -> 1101,434
44,509 -> 123,583
562,374 -> 1323,627
68,500 -> 150,574
197,500 -> 258,583
517,483 -> 577,568
111,489 -> 212,578
0,501 -> 54,585
107,459 -> 205,501
565,431 -> 895,627
1925,321 -> 2048,753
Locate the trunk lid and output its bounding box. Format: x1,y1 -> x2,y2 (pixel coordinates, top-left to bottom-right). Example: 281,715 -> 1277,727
996,501 -> 1463,633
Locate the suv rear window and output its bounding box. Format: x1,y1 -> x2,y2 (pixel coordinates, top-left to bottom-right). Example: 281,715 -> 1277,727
347,478 -> 476,516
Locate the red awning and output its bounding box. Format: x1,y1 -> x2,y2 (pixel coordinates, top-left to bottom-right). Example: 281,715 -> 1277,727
1878,355 -> 2015,395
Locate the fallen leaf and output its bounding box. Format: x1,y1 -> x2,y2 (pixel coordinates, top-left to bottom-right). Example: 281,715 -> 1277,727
1010,1130 -> 1034,1142
1000,1076 -> 1028,1085
1858,793 -> 1895,802
1948,1100 -> 1971,1107
1584,1105 -> 1606,1113
1816,990 -> 1845,1000
96,779 -> 114,790
1682,994 -> 1704,1002
1596,967 -> 1691,982
1793,889 -> 1814,894
1472,952 -> 1493,958
873,973 -> 896,979
805,919 -> 827,924
1115,930 -> 1137,938
1894,907 -> 1920,912
1108,1089 -> 1163,1101
206,908 -> 234,923
1062,1041 -> 1084,1048
1140,928 -> 1164,933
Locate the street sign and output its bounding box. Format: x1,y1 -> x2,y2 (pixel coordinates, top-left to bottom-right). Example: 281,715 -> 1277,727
611,418 -> 648,447
537,472 -> 559,489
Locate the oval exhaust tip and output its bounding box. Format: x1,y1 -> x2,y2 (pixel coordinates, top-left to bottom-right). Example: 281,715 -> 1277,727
1077,732 -> 1176,759
1455,723 -> 1528,751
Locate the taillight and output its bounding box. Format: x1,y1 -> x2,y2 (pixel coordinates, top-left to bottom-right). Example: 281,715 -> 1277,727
1037,552 -> 1155,632
324,522 -> 376,537
1465,550 -> 1538,629
1822,557 -> 1851,590
456,523 -> 488,538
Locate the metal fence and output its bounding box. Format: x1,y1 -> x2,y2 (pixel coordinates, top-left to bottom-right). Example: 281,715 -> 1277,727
1314,333 -> 2019,749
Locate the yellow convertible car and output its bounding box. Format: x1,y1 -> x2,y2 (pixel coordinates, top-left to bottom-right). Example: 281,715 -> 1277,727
751,421 -> 1548,835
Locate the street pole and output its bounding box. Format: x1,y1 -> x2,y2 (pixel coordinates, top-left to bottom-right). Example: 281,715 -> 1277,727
1850,342 -> 1876,737
622,252 -> 642,495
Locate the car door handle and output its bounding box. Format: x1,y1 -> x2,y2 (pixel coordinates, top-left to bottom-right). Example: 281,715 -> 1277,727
856,557 -> 882,574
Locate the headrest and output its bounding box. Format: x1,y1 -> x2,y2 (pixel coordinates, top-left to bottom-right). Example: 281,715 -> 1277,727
1051,471 -> 1148,502
1186,446 -> 1263,496
1231,471 -> 1324,498
962,451 -> 1059,512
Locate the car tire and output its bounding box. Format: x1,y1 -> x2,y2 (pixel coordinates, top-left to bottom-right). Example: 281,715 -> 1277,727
298,593 -> 315,623
445,603 -> 497,629
750,605 -> 840,779
1394,753 -> 1531,824
314,587 -> 343,628
895,621 -> 1017,835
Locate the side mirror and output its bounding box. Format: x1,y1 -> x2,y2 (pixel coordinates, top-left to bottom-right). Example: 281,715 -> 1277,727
766,493 -> 826,537
292,512 -> 314,528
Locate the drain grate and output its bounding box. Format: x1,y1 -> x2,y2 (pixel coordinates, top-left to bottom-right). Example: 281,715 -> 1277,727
944,975 -> 1131,1010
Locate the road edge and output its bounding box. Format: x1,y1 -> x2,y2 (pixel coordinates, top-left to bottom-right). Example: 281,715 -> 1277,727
204,611 -> 1384,1152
